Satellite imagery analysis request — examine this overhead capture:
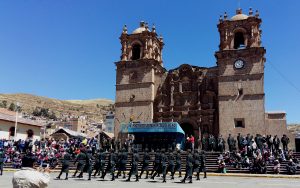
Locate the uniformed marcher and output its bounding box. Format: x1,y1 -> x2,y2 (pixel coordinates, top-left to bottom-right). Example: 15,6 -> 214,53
101,149 -> 117,181
193,150 -> 201,180
150,149 -> 161,177
174,150 -> 182,178
0,148 -> 4,176
116,148 -> 127,179
139,148 -> 150,179
181,149 -> 193,183
200,150 -> 207,179
166,149 -> 175,180
151,149 -> 167,183
126,148 -> 139,182
93,148 -> 106,177
56,149 -> 71,180
72,148 -> 87,178
84,149 -> 93,180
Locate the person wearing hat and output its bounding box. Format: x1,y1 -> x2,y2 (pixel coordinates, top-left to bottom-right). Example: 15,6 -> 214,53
200,150 -> 207,179
126,149 -> 139,182
72,148 -> 87,178
193,150 -> 201,180
101,149 -> 117,181
139,148 -> 150,179
0,148 -> 4,176
93,148 -> 106,177
181,149 -> 193,183
150,149 -> 161,177
174,149 -> 182,178
160,149 -> 168,183
84,149 -> 93,180
166,148 -> 175,180
116,148 -> 128,179
56,149 -> 71,180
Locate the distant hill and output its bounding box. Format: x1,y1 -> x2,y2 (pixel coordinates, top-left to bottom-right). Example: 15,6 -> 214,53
288,124 -> 300,134
0,93 -> 114,123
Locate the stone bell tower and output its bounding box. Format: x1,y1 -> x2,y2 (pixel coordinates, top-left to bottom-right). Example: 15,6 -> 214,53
114,21 -> 166,138
215,8 -> 267,137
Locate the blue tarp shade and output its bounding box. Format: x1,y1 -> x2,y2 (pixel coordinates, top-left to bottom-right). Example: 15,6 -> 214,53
121,122 -> 185,147
122,122 -> 185,135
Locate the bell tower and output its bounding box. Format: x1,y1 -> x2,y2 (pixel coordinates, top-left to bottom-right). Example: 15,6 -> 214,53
215,8 -> 267,137
114,21 -> 166,138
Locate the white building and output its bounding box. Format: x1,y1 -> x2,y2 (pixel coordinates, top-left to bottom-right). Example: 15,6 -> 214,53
0,109 -> 42,140
105,111 -> 115,133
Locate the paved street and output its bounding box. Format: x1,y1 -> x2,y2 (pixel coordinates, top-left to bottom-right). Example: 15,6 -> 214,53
1,172 -> 300,188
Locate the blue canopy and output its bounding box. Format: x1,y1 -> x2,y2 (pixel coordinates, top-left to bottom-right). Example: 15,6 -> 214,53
121,122 -> 185,135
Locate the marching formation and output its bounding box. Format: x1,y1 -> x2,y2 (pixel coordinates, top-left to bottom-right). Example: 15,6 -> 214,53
56,147 -> 207,183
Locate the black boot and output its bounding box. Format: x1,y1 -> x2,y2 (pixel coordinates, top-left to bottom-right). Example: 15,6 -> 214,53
65,173 -> 68,180
135,175 -> 139,182
111,173 -> 115,181
179,172 -> 182,178
204,172 -> 207,178
126,175 -> 131,182
188,176 -> 193,183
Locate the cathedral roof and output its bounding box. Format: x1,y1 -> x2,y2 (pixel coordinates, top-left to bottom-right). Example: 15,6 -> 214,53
231,8 -> 249,21
132,21 -> 150,34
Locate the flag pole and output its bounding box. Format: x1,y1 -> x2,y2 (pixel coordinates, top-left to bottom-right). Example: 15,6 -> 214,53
14,102 -> 19,141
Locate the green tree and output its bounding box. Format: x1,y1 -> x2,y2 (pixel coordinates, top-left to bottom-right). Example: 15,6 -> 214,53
8,103 -> 16,111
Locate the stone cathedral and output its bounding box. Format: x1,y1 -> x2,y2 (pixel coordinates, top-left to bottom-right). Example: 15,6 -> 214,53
114,8 -> 290,141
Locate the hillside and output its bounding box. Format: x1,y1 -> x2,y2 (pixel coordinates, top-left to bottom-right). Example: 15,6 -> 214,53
288,124 -> 300,135
0,93 -> 114,123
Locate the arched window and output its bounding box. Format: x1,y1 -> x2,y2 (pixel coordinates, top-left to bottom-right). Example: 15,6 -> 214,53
234,32 -> 245,49
27,129 -> 34,138
132,44 -> 141,60
9,127 -> 15,137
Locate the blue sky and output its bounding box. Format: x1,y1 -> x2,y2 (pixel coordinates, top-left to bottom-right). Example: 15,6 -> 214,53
0,0 -> 299,123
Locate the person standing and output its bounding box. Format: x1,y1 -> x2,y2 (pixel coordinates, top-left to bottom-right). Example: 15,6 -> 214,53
56,149 -> 71,180
126,149 -> 139,182
181,149 -> 193,183
139,148 -> 150,179
93,148 -> 106,177
0,148 -> 4,176
84,149 -> 93,180
150,149 -> 161,177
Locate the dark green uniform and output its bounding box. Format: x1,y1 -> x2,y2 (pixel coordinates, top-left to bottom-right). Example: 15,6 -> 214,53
200,151 -> 207,178
84,150 -> 93,180
73,151 -> 87,178
126,150 -> 139,182
0,149 -> 4,176
167,151 -> 175,179
56,152 -> 71,180
101,150 -> 117,181
193,150 -> 201,180
139,150 -> 150,179
174,151 -> 182,177
116,149 -> 127,178
160,152 -> 167,183
150,150 -> 161,176
181,151 -> 193,183
93,149 -> 106,177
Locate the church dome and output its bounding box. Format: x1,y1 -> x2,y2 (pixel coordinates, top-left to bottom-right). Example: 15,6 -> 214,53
231,8 -> 249,21
132,21 -> 149,34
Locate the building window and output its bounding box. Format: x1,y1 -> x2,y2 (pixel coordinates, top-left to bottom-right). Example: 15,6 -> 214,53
234,32 -> 245,49
9,127 -> 15,137
132,44 -> 141,60
234,118 -> 245,128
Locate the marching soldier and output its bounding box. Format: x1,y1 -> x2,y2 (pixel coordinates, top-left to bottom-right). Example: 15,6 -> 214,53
93,148 -> 106,177
200,150 -> 207,179
181,149 -> 193,183
150,149 -> 161,177
56,149 -> 71,180
160,149 -> 168,183
72,148 -> 87,178
174,149 -> 182,178
101,149 -> 117,181
139,148 -> 150,179
84,149 -> 93,180
0,148 -> 4,176
126,149 -> 139,182
193,149 -> 201,180
166,149 -> 175,180
116,148 -> 127,179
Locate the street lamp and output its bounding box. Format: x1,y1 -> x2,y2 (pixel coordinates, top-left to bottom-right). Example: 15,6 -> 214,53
14,102 -> 20,141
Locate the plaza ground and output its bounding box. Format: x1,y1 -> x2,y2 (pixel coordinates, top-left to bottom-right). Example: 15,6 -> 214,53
1,172 -> 300,188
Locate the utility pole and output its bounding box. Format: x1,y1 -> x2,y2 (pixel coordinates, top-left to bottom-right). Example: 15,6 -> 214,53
14,102 -> 19,141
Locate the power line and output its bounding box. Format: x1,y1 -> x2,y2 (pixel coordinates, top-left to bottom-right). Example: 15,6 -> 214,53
268,61 -> 300,94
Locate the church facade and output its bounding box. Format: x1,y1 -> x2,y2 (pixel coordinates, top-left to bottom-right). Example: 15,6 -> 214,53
114,8 -> 290,141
